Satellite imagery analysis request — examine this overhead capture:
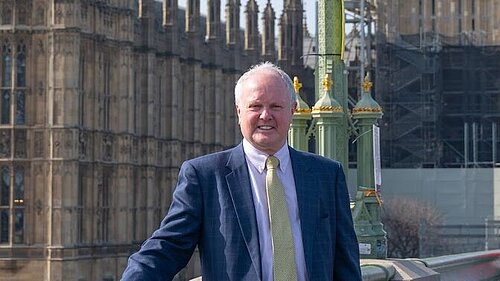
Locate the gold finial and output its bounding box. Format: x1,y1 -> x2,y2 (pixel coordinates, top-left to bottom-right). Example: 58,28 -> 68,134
322,74 -> 332,92
361,74 -> 373,92
293,76 -> 302,94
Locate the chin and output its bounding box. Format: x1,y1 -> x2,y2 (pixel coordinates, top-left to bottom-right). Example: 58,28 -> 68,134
254,142 -> 281,153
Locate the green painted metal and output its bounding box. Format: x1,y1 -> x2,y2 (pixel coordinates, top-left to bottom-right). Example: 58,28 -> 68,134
312,0 -> 349,169
311,75 -> 343,159
289,114 -> 310,152
352,76 -> 387,259
289,77 -> 311,152
288,0 -> 387,259
316,0 -> 344,95
333,61 -> 350,174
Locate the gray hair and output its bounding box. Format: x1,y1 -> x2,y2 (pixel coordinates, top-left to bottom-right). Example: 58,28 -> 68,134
234,62 -> 296,107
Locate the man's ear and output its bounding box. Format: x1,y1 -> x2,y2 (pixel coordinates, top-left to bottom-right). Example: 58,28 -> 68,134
235,105 -> 241,124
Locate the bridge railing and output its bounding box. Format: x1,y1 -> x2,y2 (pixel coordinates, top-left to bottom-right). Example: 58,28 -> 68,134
189,250 -> 500,281
361,250 -> 500,281
419,219 -> 500,257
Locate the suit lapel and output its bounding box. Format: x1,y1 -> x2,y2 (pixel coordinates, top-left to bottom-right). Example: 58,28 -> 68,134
225,144 -> 262,280
290,147 -> 318,279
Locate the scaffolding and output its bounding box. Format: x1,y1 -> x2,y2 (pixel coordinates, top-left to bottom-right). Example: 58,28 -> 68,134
377,32 -> 442,167
373,0 -> 500,168
343,0 -> 377,166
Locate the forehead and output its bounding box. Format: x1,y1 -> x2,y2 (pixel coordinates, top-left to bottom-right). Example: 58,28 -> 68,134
242,71 -> 288,96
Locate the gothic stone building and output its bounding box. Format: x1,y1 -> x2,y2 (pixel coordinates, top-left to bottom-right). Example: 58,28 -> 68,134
0,0 -> 309,280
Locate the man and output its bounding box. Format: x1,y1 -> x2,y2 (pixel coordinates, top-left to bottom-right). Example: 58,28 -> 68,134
121,62 -> 361,281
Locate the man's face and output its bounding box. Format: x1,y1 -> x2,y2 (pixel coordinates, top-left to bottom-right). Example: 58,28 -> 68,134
236,71 -> 295,155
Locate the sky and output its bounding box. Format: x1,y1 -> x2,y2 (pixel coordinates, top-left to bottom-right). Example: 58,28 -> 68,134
178,0 -> 318,36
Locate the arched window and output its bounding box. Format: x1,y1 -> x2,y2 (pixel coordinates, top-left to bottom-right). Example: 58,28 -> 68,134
0,165 -> 25,244
15,91 -> 25,125
0,166 -> 9,243
16,52 -> 26,87
1,8 -> 12,25
2,52 -> 11,87
15,44 -> 26,125
0,39 -> 27,246
103,57 -> 111,130
1,91 -> 10,124
13,166 -> 24,244
17,7 -> 28,25
0,42 -> 27,125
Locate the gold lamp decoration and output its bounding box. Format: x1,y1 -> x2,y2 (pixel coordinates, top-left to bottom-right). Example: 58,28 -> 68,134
322,74 -> 333,92
293,76 -> 312,114
293,76 -> 302,93
361,75 -> 373,93
352,74 -> 383,113
312,74 -> 343,113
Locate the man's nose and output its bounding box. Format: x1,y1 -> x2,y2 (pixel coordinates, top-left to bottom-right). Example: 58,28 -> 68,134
259,108 -> 272,119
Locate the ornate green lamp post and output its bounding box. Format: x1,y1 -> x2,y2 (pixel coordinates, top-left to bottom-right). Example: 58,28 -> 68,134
288,0 -> 387,259
288,77 -> 312,152
351,75 -> 387,259
311,75 -> 344,159
315,0 -> 350,169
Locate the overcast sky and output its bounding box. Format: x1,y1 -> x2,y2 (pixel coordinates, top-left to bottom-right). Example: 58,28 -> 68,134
177,0 -> 318,36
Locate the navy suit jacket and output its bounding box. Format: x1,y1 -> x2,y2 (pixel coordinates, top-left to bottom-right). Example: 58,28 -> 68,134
121,143 -> 361,281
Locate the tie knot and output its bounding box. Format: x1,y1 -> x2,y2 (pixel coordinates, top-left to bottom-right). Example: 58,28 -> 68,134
266,156 -> 280,170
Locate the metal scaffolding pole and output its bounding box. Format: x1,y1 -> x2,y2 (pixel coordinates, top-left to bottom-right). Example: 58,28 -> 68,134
359,0 -> 366,83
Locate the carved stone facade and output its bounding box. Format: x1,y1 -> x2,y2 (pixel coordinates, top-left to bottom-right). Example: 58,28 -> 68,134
0,0 -> 311,280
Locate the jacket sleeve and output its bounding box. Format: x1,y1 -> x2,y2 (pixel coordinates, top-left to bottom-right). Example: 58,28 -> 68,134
333,163 -> 362,280
121,161 -> 203,281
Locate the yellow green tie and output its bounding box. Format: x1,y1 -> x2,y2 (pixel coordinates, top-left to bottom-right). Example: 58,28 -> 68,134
266,156 -> 297,281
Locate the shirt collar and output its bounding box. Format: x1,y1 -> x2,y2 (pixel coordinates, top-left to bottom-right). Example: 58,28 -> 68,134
242,139 -> 290,174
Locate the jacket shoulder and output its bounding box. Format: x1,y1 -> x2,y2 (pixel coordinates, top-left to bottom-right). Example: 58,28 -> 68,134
183,145 -> 239,168
289,147 -> 343,169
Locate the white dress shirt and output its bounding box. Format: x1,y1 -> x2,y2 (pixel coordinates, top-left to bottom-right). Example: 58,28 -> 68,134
242,139 -> 308,281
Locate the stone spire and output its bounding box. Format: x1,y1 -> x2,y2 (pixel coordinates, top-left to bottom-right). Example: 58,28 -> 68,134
261,0 -> 275,61
207,0 -> 221,40
244,0 -> 259,51
163,0 -> 178,26
163,0 -> 179,54
225,0 -> 241,46
139,0 -> 155,46
278,0 -> 303,75
284,0 -> 302,9
303,14 -> 310,38
185,0 -> 200,33
139,0 -> 154,18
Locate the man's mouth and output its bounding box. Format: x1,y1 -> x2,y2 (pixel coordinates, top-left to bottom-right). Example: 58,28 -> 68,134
257,125 -> 274,130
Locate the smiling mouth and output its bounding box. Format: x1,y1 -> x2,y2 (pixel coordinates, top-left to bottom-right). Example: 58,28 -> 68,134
257,125 -> 274,130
